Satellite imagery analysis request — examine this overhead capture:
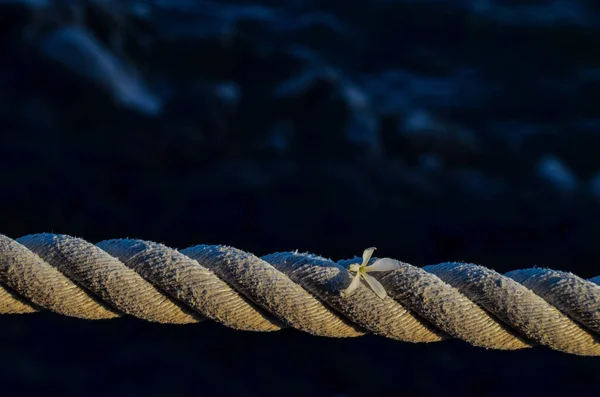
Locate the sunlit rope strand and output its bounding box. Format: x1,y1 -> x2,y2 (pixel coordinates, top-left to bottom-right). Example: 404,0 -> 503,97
0,233 -> 599,356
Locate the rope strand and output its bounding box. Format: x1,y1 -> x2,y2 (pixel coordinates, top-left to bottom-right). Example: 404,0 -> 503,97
1,233 -> 599,356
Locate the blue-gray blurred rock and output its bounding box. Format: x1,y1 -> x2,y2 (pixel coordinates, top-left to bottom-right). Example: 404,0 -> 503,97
273,67 -> 381,158
587,172 -> 600,202
536,155 -> 579,194
40,25 -> 162,116
0,0 -> 599,255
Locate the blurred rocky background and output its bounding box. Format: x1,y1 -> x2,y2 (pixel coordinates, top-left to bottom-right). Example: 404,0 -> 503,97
1,0 -> 600,395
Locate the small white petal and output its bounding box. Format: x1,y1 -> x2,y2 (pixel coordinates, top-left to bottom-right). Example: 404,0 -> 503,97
341,272 -> 362,297
362,272 -> 387,299
361,247 -> 377,266
348,263 -> 361,273
365,258 -> 402,272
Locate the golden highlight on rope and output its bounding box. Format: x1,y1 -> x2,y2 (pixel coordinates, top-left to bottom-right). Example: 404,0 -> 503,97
1,233 -> 599,356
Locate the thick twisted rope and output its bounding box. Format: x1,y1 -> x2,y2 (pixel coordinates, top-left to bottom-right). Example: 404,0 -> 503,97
0,233 -> 599,356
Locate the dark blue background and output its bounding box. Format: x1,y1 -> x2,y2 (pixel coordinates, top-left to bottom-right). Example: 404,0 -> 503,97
1,0 -> 599,395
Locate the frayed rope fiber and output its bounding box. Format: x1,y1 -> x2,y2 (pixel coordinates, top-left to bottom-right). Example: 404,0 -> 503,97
1,233 -> 599,356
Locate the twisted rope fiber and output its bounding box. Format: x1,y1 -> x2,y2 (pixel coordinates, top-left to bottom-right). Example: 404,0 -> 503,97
1,234 -> 599,356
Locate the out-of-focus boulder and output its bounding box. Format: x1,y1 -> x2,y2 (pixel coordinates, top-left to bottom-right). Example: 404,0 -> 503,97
39,25 -> 161,116
398,109 -> 480,163
588,172 -> 600,203
450,168 -> 506,199
265,120 -> 294,153
273,67 -> 381,158
536,155 -> 579,194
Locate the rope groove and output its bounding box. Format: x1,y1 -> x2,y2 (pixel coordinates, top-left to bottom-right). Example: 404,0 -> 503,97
1,233 -> 599,356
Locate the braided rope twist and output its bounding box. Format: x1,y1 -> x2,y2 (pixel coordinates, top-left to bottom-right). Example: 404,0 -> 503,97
1,233 -> 599,356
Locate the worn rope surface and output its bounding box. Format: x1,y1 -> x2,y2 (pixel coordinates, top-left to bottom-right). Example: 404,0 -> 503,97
1,233 -> 599,356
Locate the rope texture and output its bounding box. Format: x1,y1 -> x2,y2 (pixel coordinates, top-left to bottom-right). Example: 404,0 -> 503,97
1,233 -> 599,356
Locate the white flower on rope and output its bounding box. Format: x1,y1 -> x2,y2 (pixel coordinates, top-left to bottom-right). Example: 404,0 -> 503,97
341,247 -> 400,299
